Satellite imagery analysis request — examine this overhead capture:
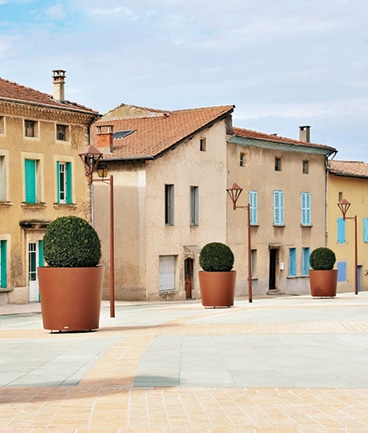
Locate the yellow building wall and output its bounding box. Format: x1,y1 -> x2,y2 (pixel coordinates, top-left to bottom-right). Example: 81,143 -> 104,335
0,102 -> 95,304
328,173 -> 368,293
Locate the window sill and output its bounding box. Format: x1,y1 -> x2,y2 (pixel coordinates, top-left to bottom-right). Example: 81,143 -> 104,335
0,288 -> 13,293
21,202 -> 47,209
273,224 -> 285,227
287,275 -> 309,279
53,203 -> 78,210
0,201 -> 12,208
301,224 -> 312,228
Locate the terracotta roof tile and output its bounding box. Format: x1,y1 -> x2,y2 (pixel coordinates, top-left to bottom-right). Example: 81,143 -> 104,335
94,104 -> 235,159
0,77 -> 98,114
328,160 -> 368,178
233,126 -> 337,153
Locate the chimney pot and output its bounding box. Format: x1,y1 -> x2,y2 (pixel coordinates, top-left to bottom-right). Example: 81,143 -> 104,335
299,125 -> 310,142
52,70 -> 66,102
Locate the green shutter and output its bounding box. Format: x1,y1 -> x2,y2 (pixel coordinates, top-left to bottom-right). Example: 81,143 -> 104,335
56,161 -> 61,203
25,159 -> 36,203
0,240 -> 6,288
38,240 -> 44,267
66,162 -> 72,204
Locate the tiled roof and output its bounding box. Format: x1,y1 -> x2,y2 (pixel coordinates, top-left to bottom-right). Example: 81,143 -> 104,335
233,127 -> 337,153
94,104 -> 235,159
328,160 -> 368,178
0,77 -> 98,114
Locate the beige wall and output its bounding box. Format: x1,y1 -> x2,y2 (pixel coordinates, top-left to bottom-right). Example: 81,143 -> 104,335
0,103 -> 94,304
328,173 -> 368,293
227,142 -> 329,296
94,119 -> 230,301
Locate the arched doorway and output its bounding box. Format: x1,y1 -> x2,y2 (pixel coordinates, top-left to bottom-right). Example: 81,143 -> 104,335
184,258 -> 194,299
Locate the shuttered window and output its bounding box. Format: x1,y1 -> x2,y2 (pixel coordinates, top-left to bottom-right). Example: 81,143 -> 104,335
249,191 -> 258,225
0,240 -> 6,288
288,248 -> 296,276
57,162 -> 72,204
273,190 -> 284,225
301,192 -> 311,225
25,159 -> 37,203
337,217 -> 346,243
159,256 -> 175,291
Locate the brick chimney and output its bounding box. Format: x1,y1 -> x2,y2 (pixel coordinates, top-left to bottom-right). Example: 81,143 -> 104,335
96,125 -> 114,153
52,70 -> 66,102
299,126 -> 311,142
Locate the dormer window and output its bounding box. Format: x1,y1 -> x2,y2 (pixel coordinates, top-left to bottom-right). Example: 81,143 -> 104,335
56,124 -> 69,141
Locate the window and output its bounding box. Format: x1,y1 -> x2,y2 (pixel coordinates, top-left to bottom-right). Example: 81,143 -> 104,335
159,256 -> 175,291
190,186 -> 199,226
275,157 -> 281,171
56,124 -> 69,141
301,192 -> 311,225
302,160 -> 309,174
24,159 -> 39,203
337,217 -> 346,243
249,191 -> 258,225
0,240 -> 6,288
57,162 -> 72,204
273,190 -> 284,225
301,247 -> 310,275
288,248 -> 297,276
0,116 -> 4,135
240,153 -> 245,167
165,184 -> 174,225
0,156 -> 5,201
24,120 -> 38,138
200,138 -> 206,151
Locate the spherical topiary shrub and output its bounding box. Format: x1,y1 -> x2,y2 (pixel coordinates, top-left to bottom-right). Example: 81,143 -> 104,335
199,242 -> 234,272
310,247 -> 336,271
43,216 -> 101,267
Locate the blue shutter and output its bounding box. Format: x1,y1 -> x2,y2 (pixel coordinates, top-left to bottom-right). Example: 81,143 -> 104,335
66,162 -> 72,204
249,191 -> 258,225
337,261 -> 346,282
337,217 -> 346,243
274,191 -> 284,225
301,192 -> 311,225
25,159 -> 36,203
0,240 -> 6,288
364,218 -> 368,243
288,248 -> 296,276
302,247 -> 310,275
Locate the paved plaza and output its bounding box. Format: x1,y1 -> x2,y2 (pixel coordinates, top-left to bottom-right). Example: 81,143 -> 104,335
1,292 -> 368,432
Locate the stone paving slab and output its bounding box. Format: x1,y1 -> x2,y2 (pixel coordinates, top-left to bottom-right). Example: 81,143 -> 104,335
0,294 -> 368,432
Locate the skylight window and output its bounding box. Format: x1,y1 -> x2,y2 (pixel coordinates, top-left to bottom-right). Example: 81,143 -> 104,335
114,130 -> 135,139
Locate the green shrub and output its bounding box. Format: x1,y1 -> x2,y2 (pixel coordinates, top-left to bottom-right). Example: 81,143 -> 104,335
43,216 -> 101,267
199,242 -> 234,272
310,247 -> 336,270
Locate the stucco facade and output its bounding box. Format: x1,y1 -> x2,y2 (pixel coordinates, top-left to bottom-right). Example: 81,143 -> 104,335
93,110 -> 232,301
0,72 -> 98,304
92,106 -> 337,301
227,130 -> 336,297
328,161 -> 368,293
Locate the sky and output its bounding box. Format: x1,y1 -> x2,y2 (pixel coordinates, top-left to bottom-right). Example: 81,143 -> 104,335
1,0 -> 367,161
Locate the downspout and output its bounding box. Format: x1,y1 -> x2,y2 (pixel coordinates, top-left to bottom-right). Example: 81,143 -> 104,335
325,150 -> 337,247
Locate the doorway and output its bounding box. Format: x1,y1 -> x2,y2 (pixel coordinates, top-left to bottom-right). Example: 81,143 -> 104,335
28,240 -> 44,302
184,258 -> 194,299
269,248 -> 278,290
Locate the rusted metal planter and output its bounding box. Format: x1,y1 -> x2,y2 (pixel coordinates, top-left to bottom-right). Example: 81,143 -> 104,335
38,266 -> 104,331
198,271 -> 236,307
309,269 -> 338,298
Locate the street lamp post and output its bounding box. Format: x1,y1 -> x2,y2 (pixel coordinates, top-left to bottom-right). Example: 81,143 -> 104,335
79,144 -> 115,317
337,198 -> 358,295
226,183 -> 253,303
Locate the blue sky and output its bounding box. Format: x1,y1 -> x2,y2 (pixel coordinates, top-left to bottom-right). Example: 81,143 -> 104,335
1,0 -> 368,161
